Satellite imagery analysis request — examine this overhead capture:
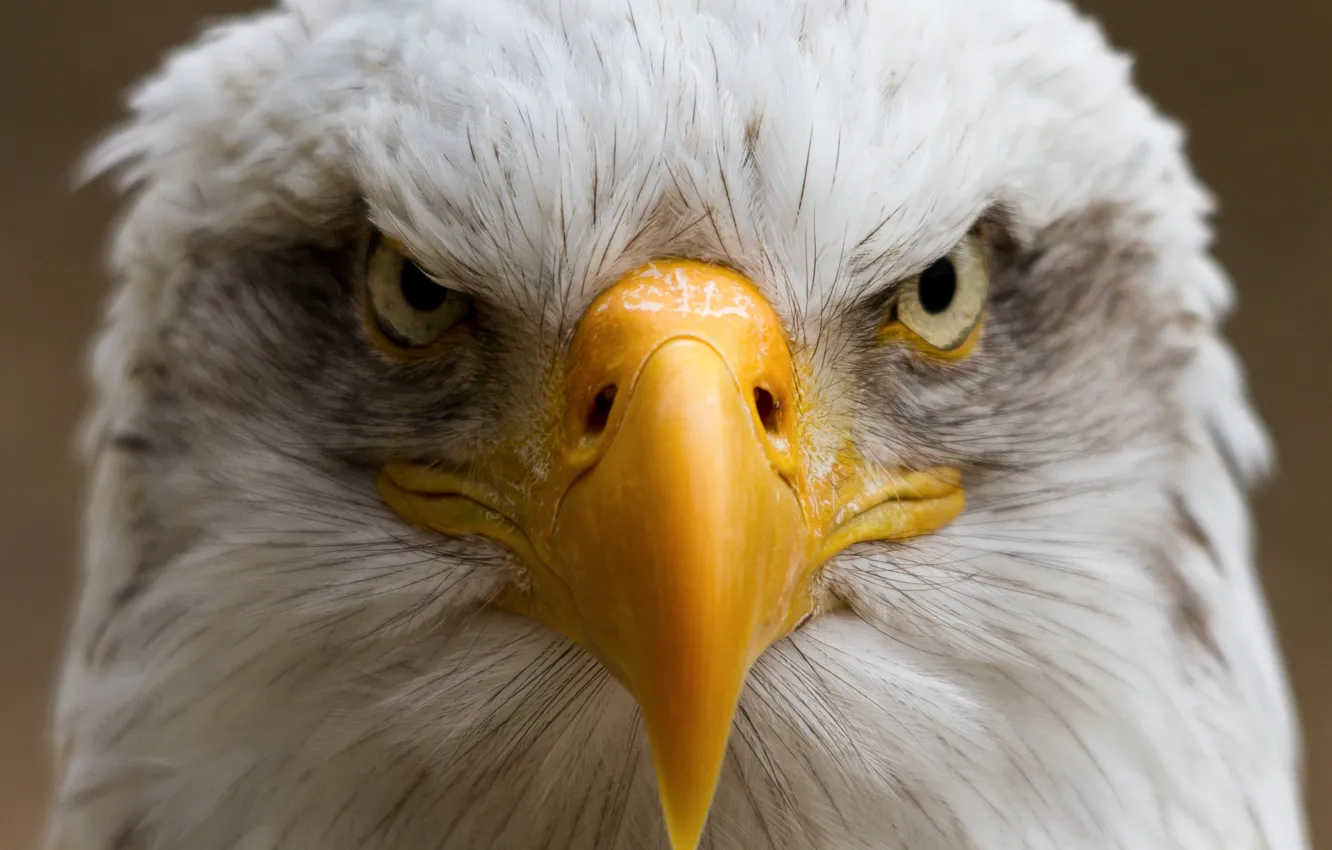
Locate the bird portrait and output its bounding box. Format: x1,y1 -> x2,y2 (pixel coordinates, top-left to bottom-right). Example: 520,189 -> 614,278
44,0 -> 1310,848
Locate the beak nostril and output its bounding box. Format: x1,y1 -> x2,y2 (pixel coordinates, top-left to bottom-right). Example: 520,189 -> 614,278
753,387 -> 780,434
585,384 -> 618,437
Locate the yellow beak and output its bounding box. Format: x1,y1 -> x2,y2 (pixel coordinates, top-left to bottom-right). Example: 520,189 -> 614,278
378,261 -> 964,850
554,334 -> 806,846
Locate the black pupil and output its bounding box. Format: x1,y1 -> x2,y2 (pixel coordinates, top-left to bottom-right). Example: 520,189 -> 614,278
917,257 -> 958,315
399,261 -> 448,312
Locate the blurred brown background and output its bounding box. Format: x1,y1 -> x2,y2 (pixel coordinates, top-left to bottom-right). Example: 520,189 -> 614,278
2,0 -> 1328,847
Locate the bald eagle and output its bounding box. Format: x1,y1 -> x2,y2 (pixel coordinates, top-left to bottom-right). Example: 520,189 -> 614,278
47,1 -> 1307,848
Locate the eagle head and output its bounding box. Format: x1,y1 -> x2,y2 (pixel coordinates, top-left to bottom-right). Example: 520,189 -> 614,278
48,1 -> 1305,849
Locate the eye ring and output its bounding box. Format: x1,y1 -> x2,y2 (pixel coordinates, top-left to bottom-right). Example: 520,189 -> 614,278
365,235 -> 472,355
885,231 -> 988,356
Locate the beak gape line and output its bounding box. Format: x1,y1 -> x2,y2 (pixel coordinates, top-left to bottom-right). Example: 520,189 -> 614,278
379,260 -> 964,850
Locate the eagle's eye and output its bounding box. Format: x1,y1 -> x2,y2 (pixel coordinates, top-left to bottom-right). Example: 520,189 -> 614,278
366,235 -> 472,353
889,231 -> 989,355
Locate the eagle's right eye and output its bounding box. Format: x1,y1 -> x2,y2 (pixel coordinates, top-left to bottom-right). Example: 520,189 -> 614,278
365,235 -> 472,353
883,230 -> 989,357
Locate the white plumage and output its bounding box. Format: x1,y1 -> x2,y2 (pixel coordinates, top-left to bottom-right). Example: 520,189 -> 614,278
48,0 -> 1307,848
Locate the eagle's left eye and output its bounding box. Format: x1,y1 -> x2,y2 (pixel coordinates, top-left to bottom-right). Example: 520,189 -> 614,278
366,236 -> 472,352
890,231 -> 989,354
